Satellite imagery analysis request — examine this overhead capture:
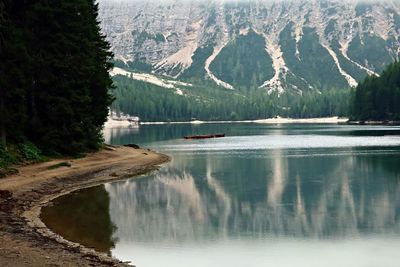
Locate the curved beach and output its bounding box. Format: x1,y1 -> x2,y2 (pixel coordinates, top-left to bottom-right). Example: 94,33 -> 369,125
0,146 -> 169,267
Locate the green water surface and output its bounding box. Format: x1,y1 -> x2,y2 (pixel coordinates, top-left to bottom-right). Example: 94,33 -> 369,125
42,124 -> 400,267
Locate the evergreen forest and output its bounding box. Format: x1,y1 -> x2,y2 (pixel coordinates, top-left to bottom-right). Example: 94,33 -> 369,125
111,75 -> 351,122
0,0 -> 113,165
351,61 -> 400,121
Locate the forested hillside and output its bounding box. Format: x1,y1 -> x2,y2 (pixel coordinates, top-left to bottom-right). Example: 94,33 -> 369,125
101,0 -> 400,124
351,62 -> 400,121
209,30 -> 275,89
0,1 -> 113,170
111,76 -> 350,122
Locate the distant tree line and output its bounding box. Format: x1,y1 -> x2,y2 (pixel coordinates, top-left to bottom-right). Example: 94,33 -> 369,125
111,76 -> 350,122
351,61 -> 400,121
0,1 -> 113,155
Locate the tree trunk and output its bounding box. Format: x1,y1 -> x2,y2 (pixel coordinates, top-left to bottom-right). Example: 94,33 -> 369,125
0,91 -> 6,148
28,78 -> 38,129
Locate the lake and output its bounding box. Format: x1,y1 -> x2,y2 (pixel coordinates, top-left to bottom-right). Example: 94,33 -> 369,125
41,124 -> 400,267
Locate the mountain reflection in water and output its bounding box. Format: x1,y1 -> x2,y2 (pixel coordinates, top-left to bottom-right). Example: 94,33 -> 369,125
41,124 -> 400,266
106,149 -> 400,243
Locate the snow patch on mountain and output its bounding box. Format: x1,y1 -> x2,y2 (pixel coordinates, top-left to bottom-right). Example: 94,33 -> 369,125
323,43 -> 359,87
256,25 -> 288,94
340,39 -> 379,76
110,67 -> 190,95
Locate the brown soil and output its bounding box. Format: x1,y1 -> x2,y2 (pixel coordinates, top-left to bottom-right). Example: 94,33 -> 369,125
0,145 -> 170,267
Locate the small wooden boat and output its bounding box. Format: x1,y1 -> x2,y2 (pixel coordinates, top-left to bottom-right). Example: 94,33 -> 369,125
184,133 -> 225,140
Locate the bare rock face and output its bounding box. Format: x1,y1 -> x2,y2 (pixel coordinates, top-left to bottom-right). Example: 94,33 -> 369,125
99,0 -> 400,92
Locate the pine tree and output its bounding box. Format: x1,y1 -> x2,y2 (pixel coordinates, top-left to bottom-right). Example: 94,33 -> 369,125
18,0 -> 114,154
0,0 -> 29,147
1,0 -> 114,154
351,61 -> 400,121
85,0 -> 114,149
0,1 -> 6,147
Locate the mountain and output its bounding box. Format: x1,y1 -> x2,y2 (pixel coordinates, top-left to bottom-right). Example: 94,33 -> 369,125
98,0 -> 400,93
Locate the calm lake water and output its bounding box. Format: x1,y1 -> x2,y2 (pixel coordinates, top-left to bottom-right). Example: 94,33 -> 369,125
42,124 -> 400,267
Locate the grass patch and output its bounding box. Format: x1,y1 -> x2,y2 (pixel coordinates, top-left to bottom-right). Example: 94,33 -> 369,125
0,142 -> 46,178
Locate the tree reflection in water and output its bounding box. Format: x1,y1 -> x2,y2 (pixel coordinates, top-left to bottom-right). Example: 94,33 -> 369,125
41,185 -> 117,254
42,124 -> 400,266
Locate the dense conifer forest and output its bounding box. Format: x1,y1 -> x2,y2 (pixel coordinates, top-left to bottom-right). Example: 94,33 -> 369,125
351,61 -> 400,121
0,1 -> 113,169
111,75 -> 351,122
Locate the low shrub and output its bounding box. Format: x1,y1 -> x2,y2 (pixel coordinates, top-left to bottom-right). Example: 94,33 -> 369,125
19,142 -> 43,161
0,145 -> 18,169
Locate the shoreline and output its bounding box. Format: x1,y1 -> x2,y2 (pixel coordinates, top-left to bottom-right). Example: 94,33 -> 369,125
139,116 -> 349,125
347,120 -> 400,126
106,116 -> 400,127
0,145 -> 170,267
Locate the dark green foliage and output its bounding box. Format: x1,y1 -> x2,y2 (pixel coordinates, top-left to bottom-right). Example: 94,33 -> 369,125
280,24 -> 348,90
19,142 -> 42,161
0,142 -> 44,172
113,59 -> 152,73
0,0 -> 113,157
0,2 -> 4,148
348,34 -> 393,73
330,40 -> 368,82
206,7 -> 217,27
394,13 -> 400,29
0,0 -> 29,147
132,30 -> 165,46
181,45 -> 214,80
351,61 -> 400,121
0,145 -> 18,169
111,75 -> 350,122
210,30 -> 275,89
164,63 -> 183,78
324,19 -> 337,36
155,33 -> 165,43
355,3 -> 371,17
325,7 -> 337,16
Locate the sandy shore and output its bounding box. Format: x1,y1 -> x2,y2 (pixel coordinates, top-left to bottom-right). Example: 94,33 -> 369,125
0,146 -> 169,267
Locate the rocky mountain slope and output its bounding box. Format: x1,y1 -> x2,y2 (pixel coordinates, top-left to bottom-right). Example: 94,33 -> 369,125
99,0 -> 400,93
